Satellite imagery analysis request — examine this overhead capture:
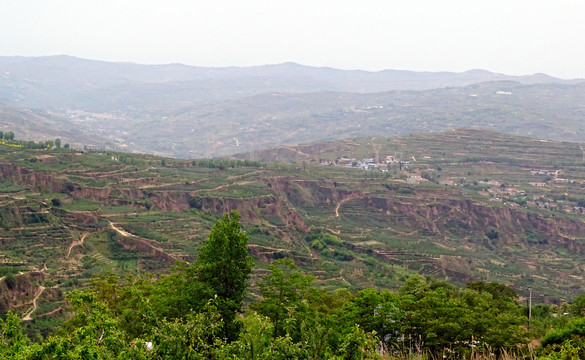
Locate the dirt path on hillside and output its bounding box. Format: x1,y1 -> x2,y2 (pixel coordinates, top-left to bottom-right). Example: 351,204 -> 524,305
226,170 -> 267,180
10,224 -> 52,231
100,213 -> 138,217
108,221 -> 180,261
138,182 -> 184,189
22,285 -> 45,321
79,167 -> 140,178
41,307 -> 63,318
109,221 -> 134,237
335,195 -> 361,217
205,181 -> 253,192
282,146 -> 312,158
247,244 -> 290,252
67,232 -> 89,258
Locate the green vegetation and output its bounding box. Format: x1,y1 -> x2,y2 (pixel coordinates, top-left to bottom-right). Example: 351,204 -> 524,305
192,211 -> 254,341
1,130 -> 585,356
0,181 -> 26,193
0,130 -> 62,150
1,219 -> 585,358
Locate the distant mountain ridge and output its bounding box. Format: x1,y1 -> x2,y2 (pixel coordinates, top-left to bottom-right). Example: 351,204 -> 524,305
0,55 -> 584,158
0,55 -> 581,110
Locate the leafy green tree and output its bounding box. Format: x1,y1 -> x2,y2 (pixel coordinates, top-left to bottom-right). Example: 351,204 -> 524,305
256,258 -> 314,338
466,281 -> 518,304
149,299 -> 229,359
27,290 -> 141,359
150,262 -> 208,321
401,287 -> 465,355
337,325 -> 381,360
89,272 -> 160,340
538,338 -> 585,359
399,274 -> 429,299
55,138 -> 61,149
341,288 -> 403,352
398,281 -> 527,357
0,311 -> 29,357
459,288 -> 527,353
550,304 -> 559,315
298,318 -> 334,359
257,334 -> 307,359
187,195 -> 203,209
299,287 -> 353,355
228,312 -> 274,359
485,228 -> 499,241
541,317 -> 585,349
82,214 -> 255,343
194,210 -> 254,341
570,294 -> 585,317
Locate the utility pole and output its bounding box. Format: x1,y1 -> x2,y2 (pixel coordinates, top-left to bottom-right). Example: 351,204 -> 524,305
394,152 -> 403,171
528,288 -> 532,330
373,143 -> 381,165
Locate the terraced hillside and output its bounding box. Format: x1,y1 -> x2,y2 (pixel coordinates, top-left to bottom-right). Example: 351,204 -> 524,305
1,129 -> 585,325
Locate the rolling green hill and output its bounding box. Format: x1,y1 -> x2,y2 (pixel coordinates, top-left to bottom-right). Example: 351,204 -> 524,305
1,129 -> 585,326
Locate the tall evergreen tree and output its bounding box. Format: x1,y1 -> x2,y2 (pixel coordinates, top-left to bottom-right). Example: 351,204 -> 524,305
195,210 -> 254,341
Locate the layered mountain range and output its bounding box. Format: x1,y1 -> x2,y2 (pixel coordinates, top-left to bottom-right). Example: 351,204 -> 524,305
1,56 -> 584,158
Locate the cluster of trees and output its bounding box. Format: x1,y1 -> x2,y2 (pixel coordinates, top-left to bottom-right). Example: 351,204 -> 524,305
0,131 -> 63,150
0,131 -> 15,141
1,211 -> 585,358
189,159 -> 264,170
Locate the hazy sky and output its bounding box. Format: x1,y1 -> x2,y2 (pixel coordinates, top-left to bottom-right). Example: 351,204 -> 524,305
1,0 -> 584,79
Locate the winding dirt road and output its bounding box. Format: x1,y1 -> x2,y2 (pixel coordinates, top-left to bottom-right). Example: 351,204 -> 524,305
108,221 -> 180,261
335,195 -> 361,217
66,232 -> 89,258
108,221 -> 133,237
22,285 -> 45,321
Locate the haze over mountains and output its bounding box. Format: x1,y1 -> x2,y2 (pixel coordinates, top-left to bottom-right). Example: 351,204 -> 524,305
0,55 -> 584,158
4,55 -> 585,329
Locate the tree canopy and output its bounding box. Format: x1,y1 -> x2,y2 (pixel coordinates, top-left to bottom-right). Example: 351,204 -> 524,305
3,211 -> 585,358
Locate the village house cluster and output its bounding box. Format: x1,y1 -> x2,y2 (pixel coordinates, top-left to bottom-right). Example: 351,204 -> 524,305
322,153 -> 585,214
323,155 -> 410,171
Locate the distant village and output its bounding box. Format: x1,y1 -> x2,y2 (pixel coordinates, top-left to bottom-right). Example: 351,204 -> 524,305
322,154 -> 583,214
69,144 -> 107,153
321,155 -> 410,171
